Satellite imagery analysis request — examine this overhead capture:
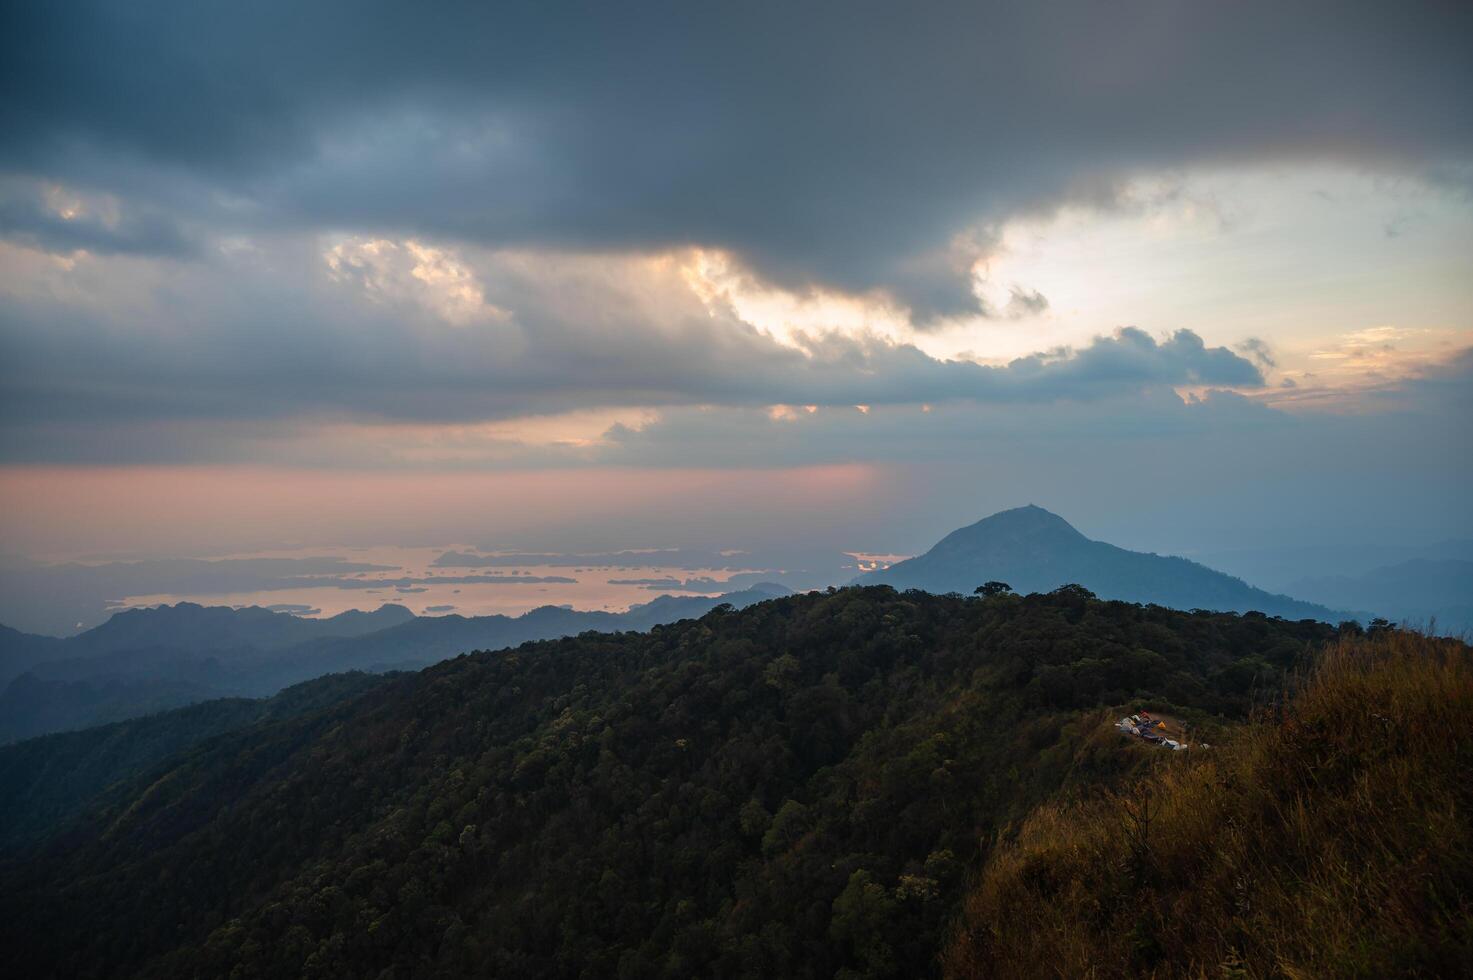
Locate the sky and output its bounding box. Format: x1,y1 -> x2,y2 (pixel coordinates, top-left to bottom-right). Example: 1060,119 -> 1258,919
1,1 -> 1470,629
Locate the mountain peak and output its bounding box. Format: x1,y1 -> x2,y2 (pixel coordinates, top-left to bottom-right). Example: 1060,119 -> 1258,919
929,505 -> 1086,557
969,504 -> 1081,534
860,507 -> 1344,621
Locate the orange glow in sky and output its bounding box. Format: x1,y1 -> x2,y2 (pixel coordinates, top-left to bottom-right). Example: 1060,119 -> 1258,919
0,463 -> 885,560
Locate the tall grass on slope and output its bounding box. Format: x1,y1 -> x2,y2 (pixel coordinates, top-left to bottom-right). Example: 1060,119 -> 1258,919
943,630 -> 1473,979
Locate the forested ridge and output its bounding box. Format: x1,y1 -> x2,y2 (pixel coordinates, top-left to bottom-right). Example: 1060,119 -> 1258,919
2,586 -> 1342,977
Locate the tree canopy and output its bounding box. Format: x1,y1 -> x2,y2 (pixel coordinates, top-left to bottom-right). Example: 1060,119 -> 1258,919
1,586 -> 1340,978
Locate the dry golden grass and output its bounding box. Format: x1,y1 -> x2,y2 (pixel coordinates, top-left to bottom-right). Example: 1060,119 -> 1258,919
943,631 -> 1473,979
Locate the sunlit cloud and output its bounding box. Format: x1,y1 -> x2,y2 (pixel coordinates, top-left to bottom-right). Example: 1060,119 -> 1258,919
673,167 -> 1473,407
323,235 -> 505,325
1249,327 -> 1473,410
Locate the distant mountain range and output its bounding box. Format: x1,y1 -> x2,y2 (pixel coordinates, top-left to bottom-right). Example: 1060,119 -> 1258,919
1284,558 -> 1473,634
0,602 -> 416,689
0,585 -> 791,743
10,504 -> 1449,744
858,505 -> 1353,621
1194,538 -> 1473,593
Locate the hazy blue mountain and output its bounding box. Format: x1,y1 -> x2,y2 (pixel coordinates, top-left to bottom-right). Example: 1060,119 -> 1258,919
245,583 -> 793,687
1194,539 -> 1473,594
1284,559 -> 1473,634
0,602 -> 420,743
0,624 -> 64,684
0,601 -> 416,697
0,584 -> 791,742
0,671 -> 390,853
858,505 -> 1349,621
0,555 -> 401,637
61,601 -> 416,660
0,671 -> 227,746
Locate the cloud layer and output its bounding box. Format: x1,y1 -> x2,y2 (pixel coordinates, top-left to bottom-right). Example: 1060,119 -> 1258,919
0,232 -> 1271,463
3,1 -> 1470,317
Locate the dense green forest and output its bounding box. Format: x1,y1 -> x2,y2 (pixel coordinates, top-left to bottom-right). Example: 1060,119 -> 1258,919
2,586 -> 1346,977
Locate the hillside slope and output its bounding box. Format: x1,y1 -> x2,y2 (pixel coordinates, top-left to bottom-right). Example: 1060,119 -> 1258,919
0,623 -> 65,684
944,630 -> 1473,979
861,506 -> 1349,621
0,671 -> 390,852
1,586 -> 1335,978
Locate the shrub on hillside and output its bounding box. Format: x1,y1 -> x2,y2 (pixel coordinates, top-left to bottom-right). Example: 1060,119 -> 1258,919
943,630 -> 1473,979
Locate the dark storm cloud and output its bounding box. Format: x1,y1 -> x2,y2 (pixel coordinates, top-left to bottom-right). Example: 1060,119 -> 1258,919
2,0 -> 1469,317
